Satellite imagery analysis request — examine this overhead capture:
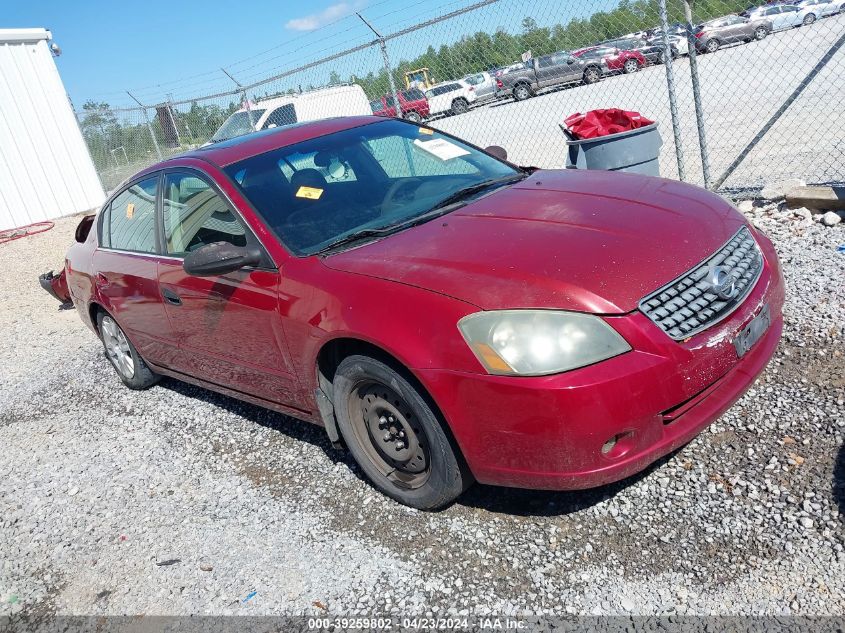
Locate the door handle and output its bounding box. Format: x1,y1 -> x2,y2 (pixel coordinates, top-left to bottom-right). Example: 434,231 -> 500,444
161,288 -> 182,306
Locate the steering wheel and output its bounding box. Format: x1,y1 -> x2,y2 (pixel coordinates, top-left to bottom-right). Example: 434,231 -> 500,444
381,178 -> 423,215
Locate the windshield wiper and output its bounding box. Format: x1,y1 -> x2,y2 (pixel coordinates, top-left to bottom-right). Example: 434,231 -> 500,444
427,173 -> 527,214
315,225 -> 401,255
316,172 -> 527,256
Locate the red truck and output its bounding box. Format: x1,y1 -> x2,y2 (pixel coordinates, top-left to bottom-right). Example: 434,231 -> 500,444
370,88 -> 430,122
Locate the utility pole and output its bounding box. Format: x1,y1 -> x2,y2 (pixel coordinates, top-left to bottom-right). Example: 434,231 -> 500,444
127,91 -> 162,160
683,0 -> 712,188
357,12 -> 402,117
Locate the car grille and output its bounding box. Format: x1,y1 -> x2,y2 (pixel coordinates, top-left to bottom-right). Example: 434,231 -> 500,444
639,226 -> 763,340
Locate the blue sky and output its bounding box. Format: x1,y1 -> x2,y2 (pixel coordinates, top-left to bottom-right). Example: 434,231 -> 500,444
4,0 -> 605,110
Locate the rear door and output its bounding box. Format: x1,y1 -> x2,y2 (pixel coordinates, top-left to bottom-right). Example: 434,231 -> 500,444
93,175 -> 180,367
156,169 -> 299,405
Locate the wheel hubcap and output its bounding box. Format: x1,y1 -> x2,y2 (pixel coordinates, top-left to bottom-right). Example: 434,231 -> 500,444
350,383 -> 430,488
101,316 -> 134,379
626,61 -> 637,72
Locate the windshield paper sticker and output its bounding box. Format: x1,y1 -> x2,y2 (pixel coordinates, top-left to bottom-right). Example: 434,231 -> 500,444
126,202 -> 135,219
296,186 -> 324,200
418,127 -> 435,135
413,138 -> 470,161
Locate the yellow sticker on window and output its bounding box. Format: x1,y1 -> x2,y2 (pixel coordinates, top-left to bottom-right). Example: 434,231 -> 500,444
419,127 -> 435,135
296,186 -> 324,200
126,202 -> 135,219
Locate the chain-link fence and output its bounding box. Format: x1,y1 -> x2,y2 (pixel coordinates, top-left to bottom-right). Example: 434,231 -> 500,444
74,0 -> 845,194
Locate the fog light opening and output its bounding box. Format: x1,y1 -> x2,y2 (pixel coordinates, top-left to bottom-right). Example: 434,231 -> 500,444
601,431 -> 635,459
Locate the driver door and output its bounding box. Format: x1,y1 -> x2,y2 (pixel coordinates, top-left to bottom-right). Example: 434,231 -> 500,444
155,169 -> 300,405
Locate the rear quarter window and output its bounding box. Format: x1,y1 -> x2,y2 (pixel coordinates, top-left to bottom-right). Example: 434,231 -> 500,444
102,177 -> 158,253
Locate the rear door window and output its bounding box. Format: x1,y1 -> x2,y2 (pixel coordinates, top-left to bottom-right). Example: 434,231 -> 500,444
103,176 -> 158,253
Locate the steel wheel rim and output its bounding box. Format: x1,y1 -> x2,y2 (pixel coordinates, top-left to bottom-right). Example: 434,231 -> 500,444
585,69 -> 599,82
348,381 -> 431,489
101,316 -> 134,379
756,27 -> 767,38
515,86 -> 529,99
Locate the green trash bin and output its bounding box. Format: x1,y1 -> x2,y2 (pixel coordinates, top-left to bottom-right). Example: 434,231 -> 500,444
561,123 -> 663,177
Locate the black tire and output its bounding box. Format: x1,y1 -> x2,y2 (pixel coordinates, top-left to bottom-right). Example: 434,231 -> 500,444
512,82 -> 533,100
705,38 -> 720,53
403,110 -> 422,123
332,355 -> 471,509
450,98 -> 469,115
755,26 -> 769,39
802,12 -> 816,25
96,310 -> 160,390
582,66 -> 601,84
623,58 -> 640,74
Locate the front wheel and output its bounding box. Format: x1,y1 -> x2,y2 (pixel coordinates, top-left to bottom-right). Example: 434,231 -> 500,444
623,58 -> 640,74
332,355 -> 471,509
403,110 -> 422,123
582,66 -> 601,84
755,26 -> 769,39
97,312 -> 160,390
802,13 -> 816,24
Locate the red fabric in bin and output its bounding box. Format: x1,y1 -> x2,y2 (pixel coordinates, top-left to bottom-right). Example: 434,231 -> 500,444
564,109 -> 654,140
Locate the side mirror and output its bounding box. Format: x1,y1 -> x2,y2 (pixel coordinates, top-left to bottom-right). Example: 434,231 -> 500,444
183,242 -> 262,277
485,145 -> 508,161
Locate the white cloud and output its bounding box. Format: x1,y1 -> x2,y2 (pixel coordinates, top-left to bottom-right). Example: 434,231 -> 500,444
285,2 -> 360,31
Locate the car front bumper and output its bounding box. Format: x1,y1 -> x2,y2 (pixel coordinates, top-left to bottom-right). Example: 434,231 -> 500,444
417,230 -> 785,490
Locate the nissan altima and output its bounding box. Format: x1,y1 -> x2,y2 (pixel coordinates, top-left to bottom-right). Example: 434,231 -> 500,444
54,117 -> 785,509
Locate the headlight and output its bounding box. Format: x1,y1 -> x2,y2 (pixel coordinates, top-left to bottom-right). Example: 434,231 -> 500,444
458,310 -> 631,376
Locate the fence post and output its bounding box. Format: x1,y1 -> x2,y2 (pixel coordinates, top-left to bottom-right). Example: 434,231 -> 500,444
127,91 -> 162,161
356,12 -> 402,117
658,0 -> 686,182
683,0 -> 712,189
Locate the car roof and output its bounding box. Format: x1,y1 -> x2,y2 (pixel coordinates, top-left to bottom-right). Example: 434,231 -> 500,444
156,115 -> 382,168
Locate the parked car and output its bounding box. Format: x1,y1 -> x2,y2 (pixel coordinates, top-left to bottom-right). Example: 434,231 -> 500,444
492,61 -> 528,79
796,0 -> 844,16
423,80 -> 477,116
573,45 -> 647,74
496,51 -> 605,101
462,71 -> 497,101
601,36 -> 677,64
53,116 -> 785,509
693,15 -> 772,53
647,24 -> 691,56
210,84 -> 371,143
370,88 -> 430,122
648,33 -> 688,56
742,3 -> 817,28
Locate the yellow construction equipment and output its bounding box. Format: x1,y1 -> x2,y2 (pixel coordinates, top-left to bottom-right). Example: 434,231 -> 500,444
404,68 -> 434,90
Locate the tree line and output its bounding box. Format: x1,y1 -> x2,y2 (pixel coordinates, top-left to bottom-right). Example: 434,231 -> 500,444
79,0 -> 755,184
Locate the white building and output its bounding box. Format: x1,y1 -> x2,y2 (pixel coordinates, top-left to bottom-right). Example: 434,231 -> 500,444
0,28 -> 104,232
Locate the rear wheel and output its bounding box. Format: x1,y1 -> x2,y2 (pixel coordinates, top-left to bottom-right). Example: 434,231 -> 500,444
623,58 -> 640,74
705,38 -> 721,53
802,12 -> 816,24
332,355 -> 470,509
97,312 -> 159,390
450,98 -> 469,115
403,110 -> 422,123
755,26 -> 769,39
582,66 -> 601,84
512,83 -> 533,100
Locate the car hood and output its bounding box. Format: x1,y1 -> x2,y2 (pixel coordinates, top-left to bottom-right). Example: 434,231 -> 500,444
322,169 -> 747,313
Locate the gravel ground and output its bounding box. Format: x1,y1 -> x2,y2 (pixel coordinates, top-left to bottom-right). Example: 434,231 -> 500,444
0,201 -> 843,618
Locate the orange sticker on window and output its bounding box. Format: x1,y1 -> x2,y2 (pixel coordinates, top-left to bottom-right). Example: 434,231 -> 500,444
126,202 -> 135,219
419,127 -> 435,135
296,186 -> 323,200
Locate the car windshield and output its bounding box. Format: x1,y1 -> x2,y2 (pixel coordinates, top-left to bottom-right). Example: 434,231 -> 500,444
211,109 -> 266,142
223,119 -> 520,256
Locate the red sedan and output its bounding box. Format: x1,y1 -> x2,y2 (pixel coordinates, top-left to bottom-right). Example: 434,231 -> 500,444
370,88 -> 430,123
573,45 -> 647,74
55,116 -> 784,509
